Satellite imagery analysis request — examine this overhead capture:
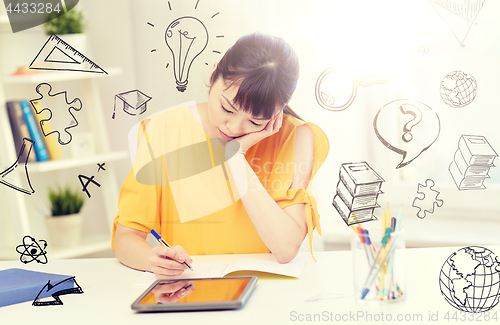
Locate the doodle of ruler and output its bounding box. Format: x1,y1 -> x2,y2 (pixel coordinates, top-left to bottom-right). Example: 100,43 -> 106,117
0,138 -> 35,195
315,67 -> 395,111
131,107 -> 241,223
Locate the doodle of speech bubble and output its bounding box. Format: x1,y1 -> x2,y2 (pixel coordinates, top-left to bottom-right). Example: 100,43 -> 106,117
373,99 -> 440,169
3,0 -> 79,33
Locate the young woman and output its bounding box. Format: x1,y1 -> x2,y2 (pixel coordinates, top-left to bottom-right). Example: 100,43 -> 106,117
112,33 -> 329,279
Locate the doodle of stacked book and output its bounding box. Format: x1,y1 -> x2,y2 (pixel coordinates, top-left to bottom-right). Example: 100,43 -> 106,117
333,161 -> 385,226
449,135 -> 498,190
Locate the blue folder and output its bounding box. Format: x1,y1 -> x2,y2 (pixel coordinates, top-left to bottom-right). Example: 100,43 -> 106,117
0,268 -> 75,307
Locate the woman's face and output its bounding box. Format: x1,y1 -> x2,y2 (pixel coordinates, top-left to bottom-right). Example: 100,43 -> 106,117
205,77 -> 280,144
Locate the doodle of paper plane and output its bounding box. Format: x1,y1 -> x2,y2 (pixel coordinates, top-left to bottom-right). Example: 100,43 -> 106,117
112,89 -> 152,119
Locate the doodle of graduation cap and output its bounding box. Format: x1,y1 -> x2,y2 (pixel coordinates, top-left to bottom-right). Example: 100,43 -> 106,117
112,89 -> 152,119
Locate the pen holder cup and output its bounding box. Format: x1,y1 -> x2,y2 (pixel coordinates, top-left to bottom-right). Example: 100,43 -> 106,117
351,227 -> 406,304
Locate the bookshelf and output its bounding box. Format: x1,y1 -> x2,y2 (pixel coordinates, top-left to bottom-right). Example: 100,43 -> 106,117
27,151 -> 128,173
0,24 -> 126,259
2,67 -> 121,84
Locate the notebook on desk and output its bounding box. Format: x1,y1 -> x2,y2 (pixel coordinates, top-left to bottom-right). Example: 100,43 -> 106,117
134,258 -> 306,286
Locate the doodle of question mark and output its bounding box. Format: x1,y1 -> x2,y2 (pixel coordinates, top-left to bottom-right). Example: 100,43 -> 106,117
400,104 -> 422,142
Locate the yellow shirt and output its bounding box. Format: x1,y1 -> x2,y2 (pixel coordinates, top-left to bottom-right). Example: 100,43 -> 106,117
112,105 -> 329,259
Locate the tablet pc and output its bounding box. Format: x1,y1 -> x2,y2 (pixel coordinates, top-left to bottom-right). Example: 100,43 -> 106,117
131,276 -> 258,312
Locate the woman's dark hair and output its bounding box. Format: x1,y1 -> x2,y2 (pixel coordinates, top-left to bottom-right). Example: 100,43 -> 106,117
210,32 -> 303,121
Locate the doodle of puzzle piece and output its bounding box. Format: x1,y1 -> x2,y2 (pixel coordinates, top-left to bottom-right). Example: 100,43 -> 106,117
30,83 -> 82,145
412,179 -> 444,219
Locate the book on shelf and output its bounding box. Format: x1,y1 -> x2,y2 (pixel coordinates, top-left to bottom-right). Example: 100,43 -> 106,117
458,135 -> 498,166
30,100 -> 62,160
19,100 -> 49,162
339,162 -> 385,196
6,101 -> 36,162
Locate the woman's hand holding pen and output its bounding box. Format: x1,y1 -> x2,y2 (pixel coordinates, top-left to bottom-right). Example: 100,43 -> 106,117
225,110 -> 283,159
149,245 -> 193,279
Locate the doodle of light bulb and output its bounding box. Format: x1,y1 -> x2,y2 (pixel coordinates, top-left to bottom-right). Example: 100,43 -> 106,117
165,17 -> 208,92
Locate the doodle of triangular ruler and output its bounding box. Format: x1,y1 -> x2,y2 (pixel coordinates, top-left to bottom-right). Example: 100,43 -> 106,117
29,35 -> 107,74
429,0 -> 486,47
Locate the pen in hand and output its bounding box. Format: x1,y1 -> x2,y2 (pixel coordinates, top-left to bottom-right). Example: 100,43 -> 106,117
150,229 -> 193,271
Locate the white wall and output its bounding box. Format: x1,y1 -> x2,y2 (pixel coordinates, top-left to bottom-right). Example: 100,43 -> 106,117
84,0 -> 138,182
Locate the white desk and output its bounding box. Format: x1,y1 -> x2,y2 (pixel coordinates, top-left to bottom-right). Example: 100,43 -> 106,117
1,246 -> 499,325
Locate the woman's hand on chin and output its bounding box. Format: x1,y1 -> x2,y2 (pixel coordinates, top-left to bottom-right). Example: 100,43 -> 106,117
225,111 -> 283,159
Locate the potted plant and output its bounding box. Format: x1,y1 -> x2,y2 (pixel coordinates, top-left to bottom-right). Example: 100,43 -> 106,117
45,185 -> 85,247
43,8 -> 86,52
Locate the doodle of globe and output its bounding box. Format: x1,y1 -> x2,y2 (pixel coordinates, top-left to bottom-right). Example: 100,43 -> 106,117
439,246 -> 500,313
440,71 -> 477,108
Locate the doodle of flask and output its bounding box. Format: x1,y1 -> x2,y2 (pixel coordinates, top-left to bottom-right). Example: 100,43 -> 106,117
0,138 -> 35,195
